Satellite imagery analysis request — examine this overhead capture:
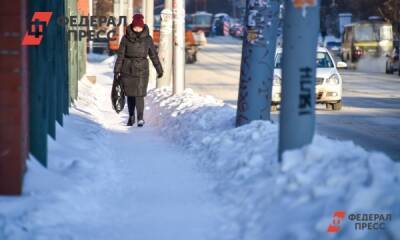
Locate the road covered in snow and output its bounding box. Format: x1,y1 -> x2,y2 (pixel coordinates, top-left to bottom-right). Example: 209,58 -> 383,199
186,37 -> 400,161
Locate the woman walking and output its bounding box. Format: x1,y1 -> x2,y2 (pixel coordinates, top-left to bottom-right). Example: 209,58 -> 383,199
114,14 -> 163,127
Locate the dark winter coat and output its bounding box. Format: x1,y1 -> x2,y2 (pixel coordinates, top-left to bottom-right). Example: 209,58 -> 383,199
114,24 -> 163,97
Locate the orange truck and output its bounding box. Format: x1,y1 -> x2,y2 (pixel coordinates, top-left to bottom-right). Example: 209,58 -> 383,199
108,26 -> 205,64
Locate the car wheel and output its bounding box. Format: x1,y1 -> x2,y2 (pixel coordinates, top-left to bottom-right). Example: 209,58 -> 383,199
332,101 -> 342,111
326,103 -> 333,110
186,54 -> 195,64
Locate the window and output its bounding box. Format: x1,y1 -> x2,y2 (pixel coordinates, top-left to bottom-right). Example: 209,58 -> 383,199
354,24 -> 378,41
316,52 -> 334,68
275,52 -> 334,69
380,26 -> 393,41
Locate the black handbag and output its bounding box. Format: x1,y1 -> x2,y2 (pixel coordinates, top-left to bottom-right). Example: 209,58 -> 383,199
111,74 -> 126,114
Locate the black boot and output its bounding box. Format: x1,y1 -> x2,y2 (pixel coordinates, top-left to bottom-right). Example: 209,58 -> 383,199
127,116 -> 135,126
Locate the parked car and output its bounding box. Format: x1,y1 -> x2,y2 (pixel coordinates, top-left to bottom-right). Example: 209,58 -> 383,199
192,11 -> 213,36
152,16 -> 203,64
272,47 -> 346,111
326,41 -> 342,57
212,13 -> 230,36
229,18 -> 244,38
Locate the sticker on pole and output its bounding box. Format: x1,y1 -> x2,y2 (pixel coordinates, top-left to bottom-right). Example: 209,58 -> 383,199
292,0 -> 317,8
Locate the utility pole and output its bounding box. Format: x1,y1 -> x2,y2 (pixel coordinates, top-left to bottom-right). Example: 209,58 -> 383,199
119,0 -> 124,42
141,0 -> 146,14
145,0 -> 154,36
232,0 -> 237,18
279,0 -> 320,160
173,0 -> 186,94
157,0 -> 173,88
128,0 -> 133,21
144,0 -> 157,88
236,0 -> 281,126
89,0 -> 93,53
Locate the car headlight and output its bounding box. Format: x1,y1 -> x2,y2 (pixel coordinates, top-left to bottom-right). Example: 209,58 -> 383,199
273,75 -> 281,85
326,74 -> 340,85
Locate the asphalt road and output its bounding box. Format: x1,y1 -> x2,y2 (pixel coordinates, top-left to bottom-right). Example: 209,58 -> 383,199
186,37 -> 400,161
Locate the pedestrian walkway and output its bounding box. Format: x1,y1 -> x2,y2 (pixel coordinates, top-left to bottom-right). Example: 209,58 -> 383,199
74,60 -> 221,239
0,57 -> 221,240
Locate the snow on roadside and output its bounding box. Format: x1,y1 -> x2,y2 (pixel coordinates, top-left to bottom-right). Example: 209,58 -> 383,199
146,87 -> 400,240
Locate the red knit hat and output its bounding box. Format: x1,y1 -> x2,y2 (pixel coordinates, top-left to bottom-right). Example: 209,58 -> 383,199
132,14 -> 144,28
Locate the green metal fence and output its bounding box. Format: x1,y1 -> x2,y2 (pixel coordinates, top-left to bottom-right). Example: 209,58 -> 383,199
28,0 -> 85,166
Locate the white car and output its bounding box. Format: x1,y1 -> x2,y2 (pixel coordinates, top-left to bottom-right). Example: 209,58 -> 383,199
272,47 -> 344,111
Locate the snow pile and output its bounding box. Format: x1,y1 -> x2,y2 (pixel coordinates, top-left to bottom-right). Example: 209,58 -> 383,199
0,79 -> 117,239
146,88 -> 400,240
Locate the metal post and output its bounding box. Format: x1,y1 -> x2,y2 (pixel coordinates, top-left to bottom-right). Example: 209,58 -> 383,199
146,0 -> 157,88
236,0 -> 280,127
173,0 -> 185,94
119,0 -> 124,42
279,0 -> 320,160
89,0 -> 93,53
146,0 -> 154,36
142,0 -> 146,14
63,0 -> 70,115
157,0 -> 173,88
128,0 -> 133,20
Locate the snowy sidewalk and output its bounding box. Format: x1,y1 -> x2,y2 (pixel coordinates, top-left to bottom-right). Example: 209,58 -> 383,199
0,56 -> 221,240
92,65 -> 221,240
106,127 -> 219,240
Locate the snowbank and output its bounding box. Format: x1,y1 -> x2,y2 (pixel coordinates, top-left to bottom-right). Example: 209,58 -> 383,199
0,79 -> 117,239
146,88 -> 400,240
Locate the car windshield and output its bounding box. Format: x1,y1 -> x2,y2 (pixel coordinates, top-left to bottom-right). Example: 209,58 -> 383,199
326,42 -> 341,48
275,52 -> 334,69
193,15 -> 212,26
354,24 -> 379,41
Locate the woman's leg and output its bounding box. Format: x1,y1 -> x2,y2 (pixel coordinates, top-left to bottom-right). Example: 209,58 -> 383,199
135,96 -> 145,120
127,96 -> 136,117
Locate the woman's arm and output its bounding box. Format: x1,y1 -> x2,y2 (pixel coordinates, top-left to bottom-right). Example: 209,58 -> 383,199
148,37 -> 164,77
114,37 -> 127,74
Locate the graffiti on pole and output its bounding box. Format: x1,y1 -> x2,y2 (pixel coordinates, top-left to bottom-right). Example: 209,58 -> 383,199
299,67 -> 313,115
236,0 -> 280,126
279,0 -> 320,160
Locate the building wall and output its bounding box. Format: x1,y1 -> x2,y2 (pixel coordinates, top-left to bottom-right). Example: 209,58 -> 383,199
0,0 -> 28,195
0,0 -> 86,195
